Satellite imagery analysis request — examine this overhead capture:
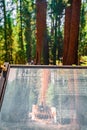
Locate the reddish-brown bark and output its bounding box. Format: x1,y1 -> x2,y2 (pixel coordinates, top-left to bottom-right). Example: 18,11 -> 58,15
63,6 -> 72,65
66,0 -> 81,65
63,0 -> 81,65
36,0 -> 47,64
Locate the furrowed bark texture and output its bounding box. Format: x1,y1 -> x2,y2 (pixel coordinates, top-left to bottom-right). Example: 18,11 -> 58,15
63,6 -> 72,65
36,0 -> 47,64
63,0 -> 81,65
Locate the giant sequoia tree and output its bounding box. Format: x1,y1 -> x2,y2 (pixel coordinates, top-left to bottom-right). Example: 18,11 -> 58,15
63,0 -> 81,65
36,0 -> 47,64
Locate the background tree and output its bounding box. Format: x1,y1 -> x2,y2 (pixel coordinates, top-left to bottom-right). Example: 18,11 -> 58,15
48,0 -> 67,65
0,0 -> 14,63
0,0 -> 5,62
12,0 -> 35,64
79,0 -> 87,57
23,0 -> 36,63
14,0 -> 26,64
2,0 -> 8,61
6,13 -> 14,63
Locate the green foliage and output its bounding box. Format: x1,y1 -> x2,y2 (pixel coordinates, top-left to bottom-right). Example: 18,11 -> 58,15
22,0 -> 36,63
80,56 -> 87,66
0,0 -> 87,64
79,1 -> 87,57
48,0 -> 67,64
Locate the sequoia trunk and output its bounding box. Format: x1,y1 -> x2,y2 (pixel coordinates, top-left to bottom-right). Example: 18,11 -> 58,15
66,0 -> 81,65
36,0 -> 47,64
63,6 -> 72,65
63,0 -> 81,65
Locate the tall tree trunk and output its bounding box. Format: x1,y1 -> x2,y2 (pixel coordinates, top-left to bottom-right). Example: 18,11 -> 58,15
66,0 -> 81,65
19,0 -> 24,50
3,0 -> 8,61
63,6 -> 72,65
7,13 -> 13,63
53,16 -> 57,65
43,33 -> 49,65
57,16 -> 63,61
25,14 -> 31,63
25,28 -> 31,63
36,0 -> 47,64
